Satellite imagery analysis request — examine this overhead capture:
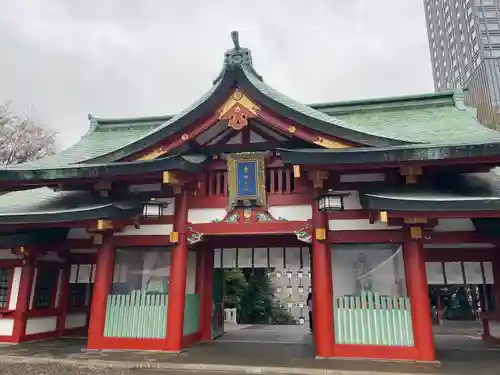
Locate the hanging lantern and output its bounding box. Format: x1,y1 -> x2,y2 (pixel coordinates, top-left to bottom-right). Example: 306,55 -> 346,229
315,190 -> 350,212
142,200 -> 164,219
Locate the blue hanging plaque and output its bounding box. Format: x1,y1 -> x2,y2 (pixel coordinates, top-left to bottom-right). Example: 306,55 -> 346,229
236,161 -> 258,198
227,153 -> 266,210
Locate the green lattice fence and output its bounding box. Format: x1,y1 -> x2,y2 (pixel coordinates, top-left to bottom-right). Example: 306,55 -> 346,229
334,292 -> 414,346
104,291 -> 169,338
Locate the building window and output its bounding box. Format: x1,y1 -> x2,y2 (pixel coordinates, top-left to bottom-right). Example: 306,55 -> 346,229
33,267 -> 59,309
69,264 -> 95,309
0,268 -> 12,310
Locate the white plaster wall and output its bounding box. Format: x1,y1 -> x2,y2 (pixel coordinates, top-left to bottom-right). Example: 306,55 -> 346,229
339,173 -> 385,183
115,224 -> 173,236
188,208 -> 227,224
268,205 -> 312,221
0,249 -> 22,260
8,267 -> 22,310
186,251 -> 197,294
25,316 -> 57,335
434,219 -> 475,232
65,313 -> 87,330
68,228 -> 91,239
0,319 -> 14,336
329,219 -> 401,231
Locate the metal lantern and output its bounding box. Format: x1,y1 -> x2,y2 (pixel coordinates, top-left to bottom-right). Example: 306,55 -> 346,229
315,190 -> 350,212
142,200 -> 164,219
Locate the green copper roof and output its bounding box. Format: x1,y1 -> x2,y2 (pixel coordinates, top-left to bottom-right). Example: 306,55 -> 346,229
310,89 -> 500,144
0,187 -> 143,224
25,117 -> 165,167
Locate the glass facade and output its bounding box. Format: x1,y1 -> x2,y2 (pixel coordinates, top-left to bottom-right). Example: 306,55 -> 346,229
424,0 -> 500,128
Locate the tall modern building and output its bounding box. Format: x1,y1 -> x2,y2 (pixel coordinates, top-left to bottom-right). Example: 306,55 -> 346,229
423,0 -> 500,128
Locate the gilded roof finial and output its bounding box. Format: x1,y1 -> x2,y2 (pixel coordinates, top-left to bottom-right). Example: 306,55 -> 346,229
231,31 -> 240,50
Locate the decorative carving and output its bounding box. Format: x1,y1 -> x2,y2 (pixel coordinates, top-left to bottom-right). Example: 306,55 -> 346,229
294,222 -> 313,243
226,152 -> 267,211
211,207 -> 285,224
187,226 -> 203,245
313,136 -> 350,149
218,89 -> 260,130
256,212 -> 273,221
224,212 -> 240,223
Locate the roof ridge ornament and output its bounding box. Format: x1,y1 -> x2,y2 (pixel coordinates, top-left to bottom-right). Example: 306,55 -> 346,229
213,31 -> 263,84
453,84 -> 466,110
231,30 -> 240,50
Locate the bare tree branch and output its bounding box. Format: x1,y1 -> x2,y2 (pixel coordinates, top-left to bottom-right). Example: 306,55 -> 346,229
0,102 -> 57,165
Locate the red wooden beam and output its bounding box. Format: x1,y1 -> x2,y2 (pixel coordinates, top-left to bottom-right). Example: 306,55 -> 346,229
190,220 -> 305,236
328,230 -> 405,243
256,108 -> 360,147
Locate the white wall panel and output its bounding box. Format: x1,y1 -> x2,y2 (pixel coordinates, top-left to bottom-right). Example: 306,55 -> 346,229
65,313 -> 87,329
268,205 -> 312,221
0,319 -> 14,336
25,317 -> 57,335
188,208 -> 227,224
8,267 -> 22,310
115,224 -> 173,236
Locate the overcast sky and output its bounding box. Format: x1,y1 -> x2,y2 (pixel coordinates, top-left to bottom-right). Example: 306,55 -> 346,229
0,0 -> 434,149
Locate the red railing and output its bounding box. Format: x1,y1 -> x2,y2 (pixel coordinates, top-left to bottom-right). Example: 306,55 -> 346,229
200,166 -> 300,197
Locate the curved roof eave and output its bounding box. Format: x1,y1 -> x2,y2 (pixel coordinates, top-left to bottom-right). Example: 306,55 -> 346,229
0,202 -> 143,225
277,141 -> 500,165
0,154 -> 208,182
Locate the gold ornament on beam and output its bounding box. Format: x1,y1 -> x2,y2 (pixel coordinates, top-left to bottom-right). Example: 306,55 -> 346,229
315,228 -> 327,241
293,165 -> 301,178
169,231 -> 179,244
313,136 -> 351,149
409,226 -> 423,240
218,89 -> 260,131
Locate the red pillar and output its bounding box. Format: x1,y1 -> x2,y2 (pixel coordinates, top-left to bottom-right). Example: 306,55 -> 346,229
12,256 -> 35,342
166,190 -> 189,351
87,234 -> 115,349
201,248 -> 214,341
56,261 -> 71,335
403,236 -> 435,362
311,200 -> 335,358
